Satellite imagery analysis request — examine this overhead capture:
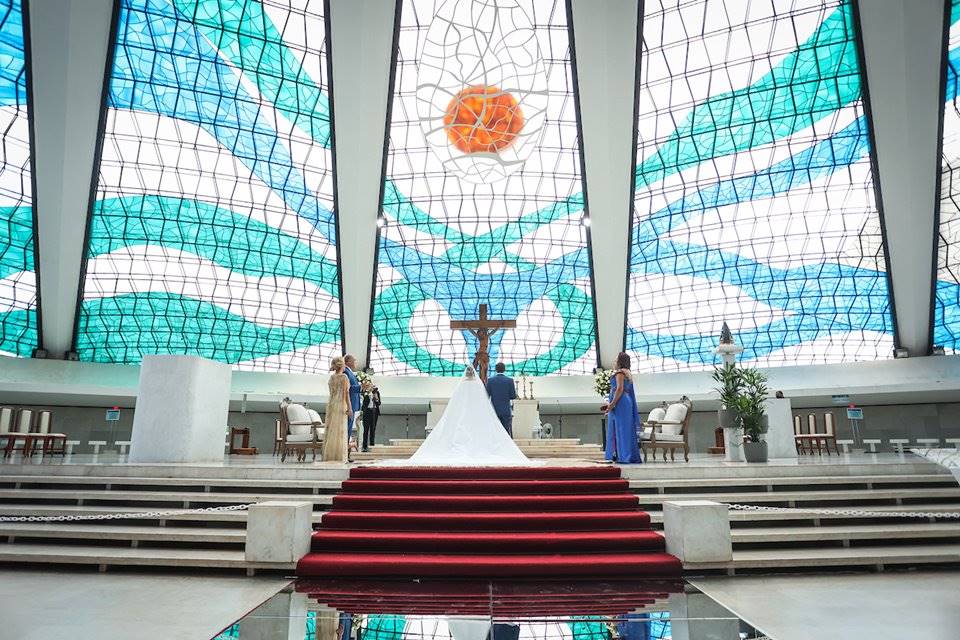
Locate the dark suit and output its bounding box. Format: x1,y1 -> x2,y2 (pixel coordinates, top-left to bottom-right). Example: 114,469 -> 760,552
361,389 -> 381,449
485,373 -> 517,436
344,367 -> 361,441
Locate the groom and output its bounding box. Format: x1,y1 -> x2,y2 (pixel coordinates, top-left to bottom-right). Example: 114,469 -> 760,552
486,362 -> 517,436
343,354 -> 362,443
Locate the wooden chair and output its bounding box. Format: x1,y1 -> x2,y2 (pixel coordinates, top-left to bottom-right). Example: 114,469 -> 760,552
795,413 -> 838,455
3,409 -> 33,458
32,410 -> 67,456
273,419 -> 283,456
278,401 -> 324,462
640,396 -> 692,462
0,407 -> 24,458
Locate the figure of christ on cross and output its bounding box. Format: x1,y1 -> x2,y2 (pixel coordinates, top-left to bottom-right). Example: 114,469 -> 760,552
449,304 -> 517,384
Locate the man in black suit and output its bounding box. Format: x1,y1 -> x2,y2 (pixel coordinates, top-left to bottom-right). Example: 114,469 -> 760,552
361,385 -> 382,452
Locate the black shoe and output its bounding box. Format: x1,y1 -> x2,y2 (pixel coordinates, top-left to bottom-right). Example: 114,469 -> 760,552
361,447 -> 369,452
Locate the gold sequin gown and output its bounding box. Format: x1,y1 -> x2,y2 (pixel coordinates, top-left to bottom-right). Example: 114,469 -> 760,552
323,372 -> 349,462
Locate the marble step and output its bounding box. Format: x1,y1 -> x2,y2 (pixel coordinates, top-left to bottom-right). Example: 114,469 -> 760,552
0,475 -> 345,491
2,486 -> 959,508
1,472 -> 951,492
684,543 -> 960,572
0,489 -> 334,506
730,523 -> 960,543
628,473 -> 958,491
0,542 -> 290,570
0,503 -> 326,523
0,523 -> 246,544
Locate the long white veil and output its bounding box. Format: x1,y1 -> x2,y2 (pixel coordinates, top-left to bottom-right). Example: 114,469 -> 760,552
392,365 -> 531,466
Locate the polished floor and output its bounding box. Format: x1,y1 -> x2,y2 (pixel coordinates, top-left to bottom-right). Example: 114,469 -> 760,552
0,569 -> 288,640
693,571 -> 960,640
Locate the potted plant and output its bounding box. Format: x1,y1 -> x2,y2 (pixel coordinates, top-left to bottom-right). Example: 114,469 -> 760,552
712,363 -> 742,428
736,367 -> 769,462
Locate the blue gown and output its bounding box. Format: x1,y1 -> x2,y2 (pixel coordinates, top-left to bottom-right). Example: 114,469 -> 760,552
605,374 -> 642,463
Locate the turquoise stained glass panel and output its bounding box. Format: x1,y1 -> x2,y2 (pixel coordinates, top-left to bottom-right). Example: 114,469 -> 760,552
0,0 -> 37,357
368,0 -> 598,376
626,0 -> 894,371
74,0 -> 342,372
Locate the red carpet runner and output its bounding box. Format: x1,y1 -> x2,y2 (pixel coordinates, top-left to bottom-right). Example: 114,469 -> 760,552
296,465 -> 682,579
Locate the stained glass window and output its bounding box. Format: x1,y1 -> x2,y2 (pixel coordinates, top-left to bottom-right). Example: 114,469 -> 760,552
626,0 -> 894,371
369,0 -> 598,376
74,0 -> 342,372
934,0 -> 960,351
0,0 -> 37,357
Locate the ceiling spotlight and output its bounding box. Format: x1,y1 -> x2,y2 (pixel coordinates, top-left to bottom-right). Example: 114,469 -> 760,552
932,345 -> 946,356
893,347 -> 909,359
376,215 -> 387,229
580,215 -> 591,228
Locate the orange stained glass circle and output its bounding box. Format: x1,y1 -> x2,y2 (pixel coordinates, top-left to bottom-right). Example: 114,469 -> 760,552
443,85 -> 524,154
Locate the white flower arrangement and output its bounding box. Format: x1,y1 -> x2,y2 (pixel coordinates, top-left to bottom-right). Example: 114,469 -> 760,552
593,369 -> 613,398
356,370 -> 373,396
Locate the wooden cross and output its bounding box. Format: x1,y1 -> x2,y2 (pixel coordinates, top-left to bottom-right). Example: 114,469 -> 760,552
450,304 -> 517,383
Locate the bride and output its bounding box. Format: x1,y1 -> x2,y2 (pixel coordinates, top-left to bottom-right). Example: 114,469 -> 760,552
394,365 -> 531,466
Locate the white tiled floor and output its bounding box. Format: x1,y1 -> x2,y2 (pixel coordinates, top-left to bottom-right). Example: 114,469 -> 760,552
0,569 -> 289,640
692,571 -> 960,640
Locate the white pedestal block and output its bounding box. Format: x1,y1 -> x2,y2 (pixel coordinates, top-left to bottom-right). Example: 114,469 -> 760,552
663,500 -> 732,564
512,399 -> 540,439
129,355 -> 232,463
722,427 -> 745,462
239,591 -> 309,640
425,398 -> 449,432
763,397 -> 797,459
245,500 -> 313,564
668,592 -> 740,640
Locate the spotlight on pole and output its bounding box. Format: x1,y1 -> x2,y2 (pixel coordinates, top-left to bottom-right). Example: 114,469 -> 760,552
376,215 -> 387,229
580,215 -> 591,228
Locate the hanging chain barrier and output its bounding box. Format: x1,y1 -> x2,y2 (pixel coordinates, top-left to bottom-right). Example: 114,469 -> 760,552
728,503 -> 960,520
0,503 -> 256,523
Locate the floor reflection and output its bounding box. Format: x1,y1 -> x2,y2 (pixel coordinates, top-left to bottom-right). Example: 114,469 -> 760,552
213,579 -> 768,640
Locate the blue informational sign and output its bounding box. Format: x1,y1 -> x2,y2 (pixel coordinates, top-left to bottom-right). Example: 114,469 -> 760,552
105,409 -> 120,422
846,408 -> 864,420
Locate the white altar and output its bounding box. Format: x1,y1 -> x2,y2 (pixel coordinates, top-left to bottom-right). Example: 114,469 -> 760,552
764,397 -> 798,459
425,397 -> 541,440
511,399 -> 540,439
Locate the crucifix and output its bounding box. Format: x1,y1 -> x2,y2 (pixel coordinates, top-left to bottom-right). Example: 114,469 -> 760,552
450,304 -> 517,384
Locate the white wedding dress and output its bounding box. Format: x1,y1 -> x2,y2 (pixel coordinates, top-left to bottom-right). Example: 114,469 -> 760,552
389,366 -> 532,466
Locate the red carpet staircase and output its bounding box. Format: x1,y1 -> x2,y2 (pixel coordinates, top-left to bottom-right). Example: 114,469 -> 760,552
296,466 -> 682,579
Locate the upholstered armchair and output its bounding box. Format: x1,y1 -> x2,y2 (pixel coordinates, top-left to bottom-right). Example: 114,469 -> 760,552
640,396 -> 692,462
278,401 -> 324,462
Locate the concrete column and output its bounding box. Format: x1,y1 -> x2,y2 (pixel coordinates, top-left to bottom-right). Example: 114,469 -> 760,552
857,0 -> 946,355
29,0 -> 116,357
328,0 -> 397,367
569,0 -> 640,366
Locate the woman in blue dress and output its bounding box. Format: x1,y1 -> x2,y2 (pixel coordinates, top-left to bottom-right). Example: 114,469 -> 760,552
604,352 -> 642,463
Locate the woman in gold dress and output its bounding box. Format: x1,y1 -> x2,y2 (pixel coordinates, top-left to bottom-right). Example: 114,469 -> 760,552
323,356 -> 350,462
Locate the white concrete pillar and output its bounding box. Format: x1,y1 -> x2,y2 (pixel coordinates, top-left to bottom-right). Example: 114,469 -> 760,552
244,501 -> 313,564
663,500 -> 732,564
129,355 -> 232,463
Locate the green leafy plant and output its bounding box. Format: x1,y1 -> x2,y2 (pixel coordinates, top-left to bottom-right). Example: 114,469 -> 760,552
736,367 -> 769,443
711,363 -> 742,409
